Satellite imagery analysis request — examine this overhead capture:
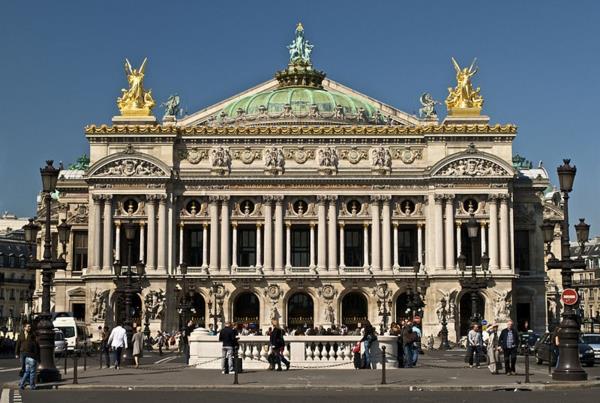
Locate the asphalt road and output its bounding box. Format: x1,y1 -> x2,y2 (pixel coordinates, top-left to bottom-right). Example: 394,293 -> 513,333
5,389 -> 598,403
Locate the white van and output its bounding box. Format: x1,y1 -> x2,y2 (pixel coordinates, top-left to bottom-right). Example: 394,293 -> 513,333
53,317 -> 91,351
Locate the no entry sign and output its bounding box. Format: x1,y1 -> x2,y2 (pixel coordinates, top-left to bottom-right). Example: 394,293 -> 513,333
561,289 -> 578,306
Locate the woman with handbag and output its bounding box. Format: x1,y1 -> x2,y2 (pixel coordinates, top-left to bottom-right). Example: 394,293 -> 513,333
485,323 -> 500,374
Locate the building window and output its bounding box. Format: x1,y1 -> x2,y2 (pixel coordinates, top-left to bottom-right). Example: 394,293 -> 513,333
185,227 -> 203,266
118,227 -> 140,265
8,254 -> 16,268
515,230 -> 530,274
0,253 -> 4,267
9,289 -> 15,300
398,227 -> 417,266
72,303 -> 86,321
238,227 -> 256,267
0,288 -> 4,300
291,226 -> 310,267
72,231 -> 88,272
461,227 -> 482,266
344,226 -> 364,267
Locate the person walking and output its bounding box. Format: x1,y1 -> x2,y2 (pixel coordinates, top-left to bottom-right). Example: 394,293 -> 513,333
466,324 -> 483,368
401,320 -> 416,368
107,322 -> 128,370
269,319 -> 290,371
411,320 -> 422,366
485,323 -> 500,374
132,325 -> 144,368
360,320 -> 377,369
219,322 -> 238,374
156,331 -> 165,356
100,326 -> 111,368
498,320 -> 519,375
15,323 -> 38,390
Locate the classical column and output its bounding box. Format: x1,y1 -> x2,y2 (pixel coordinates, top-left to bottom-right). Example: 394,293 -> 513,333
202,223 -> 208,269
274,196 -> 284,271
115,221 -> 121,262
146,195 -> 156,270
499,195 -> 510,270
339,223 -> 345,268
220,196 -> 230,272
231,223 -> 238,269
417,223 -> 424,267
444,195 -> 455,270
309,223 -> 316,269
363,223 -> 370,269
327,196 -> 338,270
285,223 -> 292,269
488,196 -> 499,270
392,223 -> 399,270
317,196 -> 327,270
263,196 -> 273,271
370,196 -> 381,271
381,196 -> 392,271
167,196 -> 174,274
434,194 -> 444,270
209,196 -> 219,271
179,222 -> 184,266
138,222 -> 144,263
92,195 -> 102,271
102,195 -> 113,271
256,223 -> 262,268
157,195 -> 167,272
481,222 -> 487,255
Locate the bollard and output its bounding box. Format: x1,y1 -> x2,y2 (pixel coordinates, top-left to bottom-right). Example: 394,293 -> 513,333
99,348 -> 103,369
381,346 -> 387,385
83,346 -> 87,371
233,349 -> 240,385
73,353 -> 79,385
64,353 -> 68,374
524,346 -> 530,383
548,343 -> 552,375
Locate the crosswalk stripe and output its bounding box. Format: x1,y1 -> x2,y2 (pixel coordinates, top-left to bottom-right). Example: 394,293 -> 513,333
0,367 -> 20,373
0,389 -> 9,403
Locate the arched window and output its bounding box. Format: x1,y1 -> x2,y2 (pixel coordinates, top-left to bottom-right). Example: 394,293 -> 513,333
287,292 -> 314,329
341,292 -> 368,330
233,292 -> 259,324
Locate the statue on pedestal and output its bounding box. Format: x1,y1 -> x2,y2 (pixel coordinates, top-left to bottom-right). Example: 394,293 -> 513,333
445,57 -> 483,115
117,58 -> 155,116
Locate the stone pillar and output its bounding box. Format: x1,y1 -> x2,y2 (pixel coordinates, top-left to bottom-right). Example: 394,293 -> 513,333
381,196 -> 392,271
231,223 -> 238,269
146,195 -> 157,270
167,196 -> 174,274
202,223 -> 208,269
363,223 -> 370,269
285,223 -> 292,269
102,195 -> 113,271
417,223 -> 424,266
157,195 -> 167,272
444,195 -> 455,270
263,197 -> 273,271
481,222 -> 487,255
327,196 -> 338,270
209,196 -> 219,271
309,223 -> 316,269
392,223 -> 399,270
138,222 -> 144,263
434,194 -> 444,270
274,196 -> 284,271
339,223 -> 345,269
179,222 -> 184,266
115,221 -> 121,262
220,196 -> 230,272
370,196 -> 381,271
488,196 -> 499,271
456,223 -> 462,257
317,196 -> 327,271
92,194 -> 102,271
256,223 -> 262,269
499,195 -> 510,270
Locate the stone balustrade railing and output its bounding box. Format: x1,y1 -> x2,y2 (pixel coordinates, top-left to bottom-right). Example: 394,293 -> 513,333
189,327 -> 399,369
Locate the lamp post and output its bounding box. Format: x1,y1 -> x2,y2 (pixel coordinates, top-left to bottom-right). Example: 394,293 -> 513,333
407,260 -> 424,318
545,159 -> 589,381
376,284 -> 392,335
23,160 -> 70,382
177,262 -> 190,329
113,222 -> 145,366
458,213 -> 491,325
438,297 -> 451,350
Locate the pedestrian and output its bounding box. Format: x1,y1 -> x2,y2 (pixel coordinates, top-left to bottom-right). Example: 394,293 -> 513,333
156,331 -> 165,356
269,319 -> 290,371
182,320 -> 195,365
498,320 -> 519,375
107,321 -> 127,370
466,323 -> 483,368
401,320 -> 416,368
360,320 -> 377,369
411,320 -> 422,366
15,323 -> 34,377
15,323 -> 38,390
218,322 -> 238,374
132,325 -> 144,369
101,326 -> 111,368
485,323 -> 500,374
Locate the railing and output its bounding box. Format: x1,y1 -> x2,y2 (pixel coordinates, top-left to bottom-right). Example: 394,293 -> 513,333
189,328 -> 398,369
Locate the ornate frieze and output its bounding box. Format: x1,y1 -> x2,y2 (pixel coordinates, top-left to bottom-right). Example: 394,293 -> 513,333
317,146 -> 338,175
437,158 -> 509,177
233,147 -> 261,164
179,147 -> 208,164
393,147 -> 423,164
66,204 -> 89,224
370,146 -> 392,174
339,147 -> 368,164
286,146 -> 314,164
263,146 -> 285,175
95,158 -> 167,177
210,146 -> 231,175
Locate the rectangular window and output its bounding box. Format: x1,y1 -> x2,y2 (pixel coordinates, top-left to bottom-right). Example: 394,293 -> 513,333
398,227 -> 418,267
72,303 -> 86,321
344,226 -> 364,267
238,227 -> 256,267
185,227 -> 203,266
72,231 -> 88,272
515,230 -> 530,274
119,227 -> 141,265
291,227 -> 310,267
461,228 -> 482,266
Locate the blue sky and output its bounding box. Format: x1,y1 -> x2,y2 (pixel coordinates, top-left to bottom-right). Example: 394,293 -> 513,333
1,1 -> 599,237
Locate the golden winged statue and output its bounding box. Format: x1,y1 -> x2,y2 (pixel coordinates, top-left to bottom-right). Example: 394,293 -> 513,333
117,58 -> 155,116
445,57 -> 483,116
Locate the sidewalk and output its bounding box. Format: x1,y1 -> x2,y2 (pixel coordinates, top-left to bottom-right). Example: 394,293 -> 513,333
3,351 -> 600,392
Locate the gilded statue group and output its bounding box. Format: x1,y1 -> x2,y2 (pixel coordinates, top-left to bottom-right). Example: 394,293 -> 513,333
117,58 -> 156,116
445,57 -> 484,114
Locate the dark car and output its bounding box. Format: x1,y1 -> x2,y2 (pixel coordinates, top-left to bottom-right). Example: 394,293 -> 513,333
518,331 -> 540,355
534,332 -> 595,367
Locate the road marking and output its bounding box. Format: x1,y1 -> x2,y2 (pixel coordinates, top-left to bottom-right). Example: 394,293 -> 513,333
12,390 -> 22,403
0,389 -> 9,403
0,367 -> 19,373
154,355 -> 177,365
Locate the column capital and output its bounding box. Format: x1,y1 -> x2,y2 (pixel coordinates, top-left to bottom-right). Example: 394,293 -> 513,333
256,222 -> 263,228
317,195 -> 327,204
455,221 -> 462,228
480,221 -> 487,228
417,222 -> 424,228
363,222 -> 370,228
273,195 -> 284,204
369,195 -> 381,203
92,194 -> 103,202
381,195 -> 392,204
338,222 -> 345,228
179,222 -> 185,229
114,220 -> 121,227
262,195 -> 274,204
327,195 -> 338,201
203,222 -> 209,228
219,195 -> 231,202
309,222 -> 316,228
209,195 -> 220,203
101,194 -> 113,201
232,222 -> 238,228
285,221 -> 292,228
157,194 -> 167,203
139,221 -> 145,227
392,222 -> 399,228
498,193 -> 510,202
443,194 -> 455,201
434,194 -> 445,203
146,194 -> 159,202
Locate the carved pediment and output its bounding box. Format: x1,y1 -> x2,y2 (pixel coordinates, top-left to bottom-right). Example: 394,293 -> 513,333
88,151 -> 171,179
432,156 -> 512,178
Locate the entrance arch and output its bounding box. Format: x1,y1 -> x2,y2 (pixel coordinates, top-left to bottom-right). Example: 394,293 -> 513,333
287,292 -> 314,330
395,292 -> 411,322
233,292 -> 260,324
459,292 -> 484,336
179,292 -> 206,328
341,292 -> 368,330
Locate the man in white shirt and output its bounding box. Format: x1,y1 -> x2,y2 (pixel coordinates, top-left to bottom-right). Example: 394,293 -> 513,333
107,322 -> 128,369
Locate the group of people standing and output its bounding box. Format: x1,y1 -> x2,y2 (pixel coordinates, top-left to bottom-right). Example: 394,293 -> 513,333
466,320 -> 519,375
388,317 -> 422,368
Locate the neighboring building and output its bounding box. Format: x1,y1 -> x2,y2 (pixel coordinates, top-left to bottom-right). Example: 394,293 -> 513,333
0,212 -> 29,236
571,237 -> 600,327
34,25 -> 549,340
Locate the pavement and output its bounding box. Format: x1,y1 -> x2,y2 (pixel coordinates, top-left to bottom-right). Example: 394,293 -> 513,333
1,350 -> 599,393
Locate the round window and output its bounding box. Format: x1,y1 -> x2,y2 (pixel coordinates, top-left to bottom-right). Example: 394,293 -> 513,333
124,199 -> 138,215
186,200 -> 200,215
293,200 -> 308,215
400,200 -> 415,215
346,200 -> 361,215
241,200 -> 255,215
463,199 -> 479,214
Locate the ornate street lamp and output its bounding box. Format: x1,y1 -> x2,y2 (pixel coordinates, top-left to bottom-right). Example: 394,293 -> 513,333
438,297 -> 451,350
23,160 -> 66,382
56,219 -> 71,260
547,159 -> 589,381
177,262 -> 191,329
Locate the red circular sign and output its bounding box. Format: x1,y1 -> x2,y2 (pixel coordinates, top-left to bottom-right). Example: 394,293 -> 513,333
561,289 -> 578,306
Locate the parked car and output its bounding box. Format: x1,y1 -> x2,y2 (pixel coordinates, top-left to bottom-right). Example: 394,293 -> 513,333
581,333 -> 600,361
518,331 -> 540,355
534,331 -> 595,367
53,316 -> 92,352
54,329 -> 67,357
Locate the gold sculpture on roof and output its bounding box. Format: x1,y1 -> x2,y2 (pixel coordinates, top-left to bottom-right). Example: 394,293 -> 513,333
117,58 -> 155,116
445,57 -> 483,116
